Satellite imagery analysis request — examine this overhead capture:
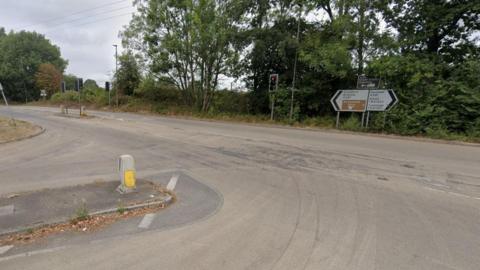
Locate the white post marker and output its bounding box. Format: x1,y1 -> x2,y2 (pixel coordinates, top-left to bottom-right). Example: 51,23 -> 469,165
116,155 -> 136,194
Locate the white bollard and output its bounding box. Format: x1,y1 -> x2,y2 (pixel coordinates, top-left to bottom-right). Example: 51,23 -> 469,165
116,155 -> 136,194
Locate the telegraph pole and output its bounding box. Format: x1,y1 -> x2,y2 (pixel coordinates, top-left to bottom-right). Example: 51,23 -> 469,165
289,4 -> 302,121
113,44 -> 118,108
0,82 -> 16,126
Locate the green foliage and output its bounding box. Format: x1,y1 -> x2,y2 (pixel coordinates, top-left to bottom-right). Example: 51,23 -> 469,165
73,202 -> 89,222
63,74 -> 77,91
116,52 -> 141,96
341,115 -> 362,131
50,90 -> 79,104
135,75 -> 181,104
83,87 -> 107,106
211,90 -> 250,114
122,0 -> 242,111
42,0 -> 480,141
0,30 -> 67,102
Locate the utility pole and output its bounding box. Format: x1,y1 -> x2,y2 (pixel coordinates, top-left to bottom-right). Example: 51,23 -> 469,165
113,44 -> 118,108
0,82 -> 16,126
289,4 -> 302,121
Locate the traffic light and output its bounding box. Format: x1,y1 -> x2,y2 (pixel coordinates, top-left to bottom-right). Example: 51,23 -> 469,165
61,81 -> 66,92
78,78 -> 83,90
105,82 -> 110,92
269,74 -> 278,92
75,79 -> 79,91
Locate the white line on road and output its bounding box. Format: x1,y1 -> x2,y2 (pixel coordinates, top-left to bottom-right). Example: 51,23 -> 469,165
0,245 -> 13,255
138,214 -> 156,229
166,174 -> 180,191
0,205 -> 14,216
0,246 -> 66,262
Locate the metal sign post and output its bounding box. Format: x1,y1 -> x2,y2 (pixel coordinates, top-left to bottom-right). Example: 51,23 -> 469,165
0,82 -> 16,126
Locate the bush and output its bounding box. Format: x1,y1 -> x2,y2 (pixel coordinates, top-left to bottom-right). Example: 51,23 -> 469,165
303,116 -> 335,128
211,90 -> 250,114
135,76 -> 181,104
82,87 -> 107,106
341,114 -> 361,131
50,90 -> 79,104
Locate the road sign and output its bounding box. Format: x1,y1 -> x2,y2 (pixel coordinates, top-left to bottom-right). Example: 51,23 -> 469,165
330,90 -> 369,112
40,89 -> 47,97
357,76 -> 380,89
367,89 -> 398,111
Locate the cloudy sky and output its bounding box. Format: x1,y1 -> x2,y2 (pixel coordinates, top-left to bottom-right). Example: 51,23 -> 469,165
0,0 -> 136,86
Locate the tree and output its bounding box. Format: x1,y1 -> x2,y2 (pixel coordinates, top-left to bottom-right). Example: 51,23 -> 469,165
35,63 -> 62,97
123,0 -> 243,111
63,74 -> 77,91
0,30 -> 67,102
115,52 -> 141,96
84,79 -> 99,89
379,0 -> 480,60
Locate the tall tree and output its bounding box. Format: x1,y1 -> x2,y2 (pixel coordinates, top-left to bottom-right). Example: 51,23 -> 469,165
123,0 -> 243,111
116,52 -> 141,96
379,0 -> 480,60
0,30 -> 67,102
35,63 -> 62,97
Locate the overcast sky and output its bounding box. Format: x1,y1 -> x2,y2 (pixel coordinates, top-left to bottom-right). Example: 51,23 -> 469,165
0,0 -> 136,85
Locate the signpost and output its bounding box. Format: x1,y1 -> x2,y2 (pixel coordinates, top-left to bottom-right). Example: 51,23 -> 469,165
0,82 -> 16,126
330,89 -> 398,129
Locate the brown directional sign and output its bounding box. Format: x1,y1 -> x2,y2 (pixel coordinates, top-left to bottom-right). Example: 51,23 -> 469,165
341,100 -> 367,111
330,90 -> 369,112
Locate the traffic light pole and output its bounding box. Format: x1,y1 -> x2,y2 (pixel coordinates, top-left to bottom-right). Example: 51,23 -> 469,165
270,94 -> 275,121
113,44 -> 118,108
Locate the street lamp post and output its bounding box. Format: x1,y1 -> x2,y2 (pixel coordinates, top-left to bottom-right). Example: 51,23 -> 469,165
113,44 -> 118,108
289,4 -> 302,121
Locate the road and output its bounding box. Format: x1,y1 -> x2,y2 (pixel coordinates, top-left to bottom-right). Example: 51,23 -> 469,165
1,106 -> 480,270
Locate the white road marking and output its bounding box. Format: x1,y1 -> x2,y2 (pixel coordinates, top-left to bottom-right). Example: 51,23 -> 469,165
0,205 -> 14,216
138,213 -> 156,229
0,246 -> 66,262
166,174 -> 180,191
0,245 -> 13,255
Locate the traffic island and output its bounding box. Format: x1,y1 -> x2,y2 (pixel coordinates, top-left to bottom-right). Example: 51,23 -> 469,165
0,180 -> 174,246
0,116 -> 44,144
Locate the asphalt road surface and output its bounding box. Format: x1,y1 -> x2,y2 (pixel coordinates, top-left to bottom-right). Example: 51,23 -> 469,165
1,106 -> 480,270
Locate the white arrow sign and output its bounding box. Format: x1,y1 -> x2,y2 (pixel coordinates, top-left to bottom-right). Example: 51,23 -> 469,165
331,89 -> 398,112
367,89 -> 398,111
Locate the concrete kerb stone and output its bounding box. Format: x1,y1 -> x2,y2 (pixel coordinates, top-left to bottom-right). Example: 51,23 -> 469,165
0,194 -> 174,238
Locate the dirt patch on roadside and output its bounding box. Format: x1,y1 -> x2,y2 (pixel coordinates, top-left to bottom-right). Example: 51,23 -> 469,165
0,117 -> 42,144
0,202 -> 172,246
